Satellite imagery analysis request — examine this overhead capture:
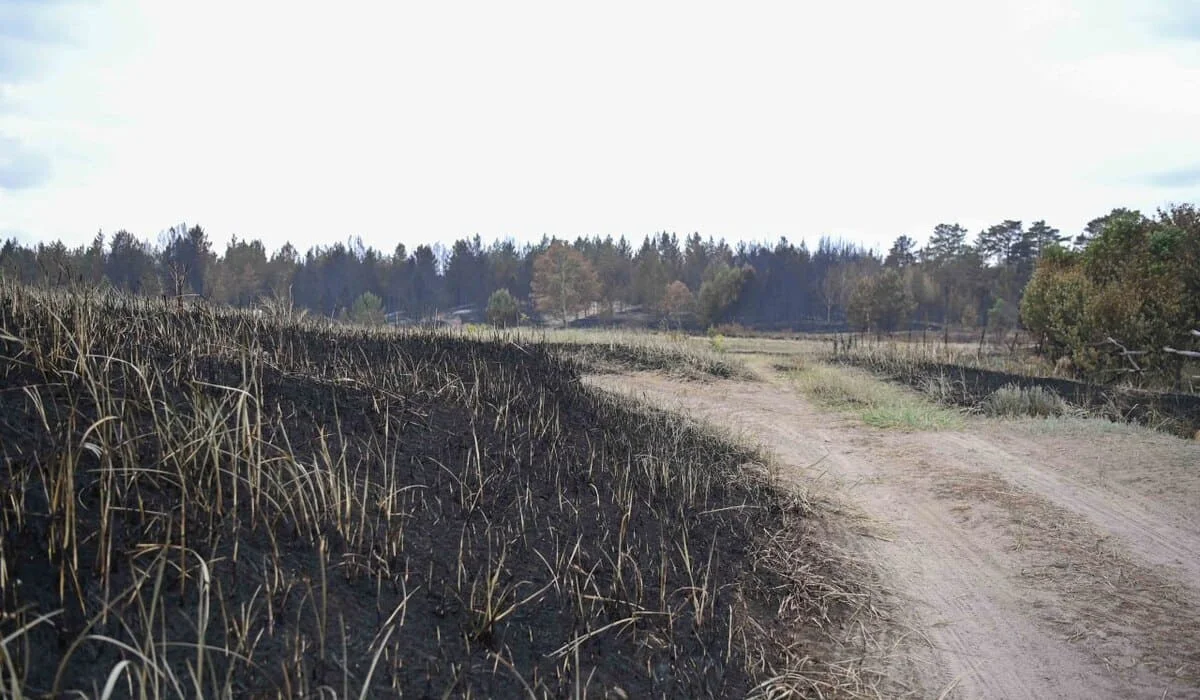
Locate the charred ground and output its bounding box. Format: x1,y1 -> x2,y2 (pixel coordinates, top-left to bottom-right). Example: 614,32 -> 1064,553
0,287 -> 867,698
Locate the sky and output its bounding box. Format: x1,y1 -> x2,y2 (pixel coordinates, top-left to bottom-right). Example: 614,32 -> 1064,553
2,0 -> 1199,255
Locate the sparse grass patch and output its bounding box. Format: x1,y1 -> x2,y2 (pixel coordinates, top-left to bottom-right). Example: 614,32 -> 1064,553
785,363 -> 963,431
1012,415 -> 1150,437
830,335 -> 1058,378
861,403 -> 964,431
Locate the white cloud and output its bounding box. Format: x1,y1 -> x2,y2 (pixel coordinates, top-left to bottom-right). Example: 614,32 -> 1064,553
1,0 -> 1198,253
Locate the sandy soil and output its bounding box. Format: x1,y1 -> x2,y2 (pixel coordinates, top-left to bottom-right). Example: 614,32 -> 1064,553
586,370 -> 1200,699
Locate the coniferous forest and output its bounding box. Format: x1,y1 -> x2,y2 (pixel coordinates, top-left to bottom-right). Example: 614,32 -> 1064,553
2,204 -> 1197,377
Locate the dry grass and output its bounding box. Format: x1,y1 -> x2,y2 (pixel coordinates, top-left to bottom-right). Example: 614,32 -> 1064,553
831,336 -> 1061,379
524,328 -> 754,380
818,336 -> 1200,437
1006,415 -> 1152,438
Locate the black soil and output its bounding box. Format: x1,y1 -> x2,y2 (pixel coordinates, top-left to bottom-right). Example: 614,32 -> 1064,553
0,293 -> 828,698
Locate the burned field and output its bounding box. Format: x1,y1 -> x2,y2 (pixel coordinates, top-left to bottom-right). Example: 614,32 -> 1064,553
0,287 -> 865,698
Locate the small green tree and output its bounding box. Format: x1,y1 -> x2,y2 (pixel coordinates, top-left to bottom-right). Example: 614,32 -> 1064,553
847,279 -> 873,331
350,291 -> 385,325
697,263 -> 752,327
486,288 -> 520,328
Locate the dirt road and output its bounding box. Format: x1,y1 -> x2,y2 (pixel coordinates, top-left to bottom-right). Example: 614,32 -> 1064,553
587,370 -> 1200,699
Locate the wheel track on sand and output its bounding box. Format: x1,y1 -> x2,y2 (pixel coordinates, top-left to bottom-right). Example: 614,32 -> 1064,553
586,372 -> 1200,699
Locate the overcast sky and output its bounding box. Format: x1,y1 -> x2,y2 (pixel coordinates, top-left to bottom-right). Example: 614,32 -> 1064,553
2,0 -> 1199,255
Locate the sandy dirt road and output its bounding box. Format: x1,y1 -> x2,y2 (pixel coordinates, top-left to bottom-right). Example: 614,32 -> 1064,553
586,370 -> 1200,699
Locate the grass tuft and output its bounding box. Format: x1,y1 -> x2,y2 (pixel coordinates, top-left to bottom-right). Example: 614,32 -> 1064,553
983,384 -> 1067,418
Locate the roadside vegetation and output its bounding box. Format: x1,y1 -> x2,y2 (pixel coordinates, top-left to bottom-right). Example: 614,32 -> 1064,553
825,336 -> 1200,436
0,283 -> 882,698
778,358 -> 964,431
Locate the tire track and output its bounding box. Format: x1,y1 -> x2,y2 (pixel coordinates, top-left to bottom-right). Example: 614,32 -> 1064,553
586,372 -> 1200,699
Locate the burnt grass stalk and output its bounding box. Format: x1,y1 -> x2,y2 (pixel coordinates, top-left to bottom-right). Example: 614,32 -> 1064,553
0,284 -> 865,698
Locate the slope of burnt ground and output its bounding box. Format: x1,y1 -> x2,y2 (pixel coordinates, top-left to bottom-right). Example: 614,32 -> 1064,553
0,287 -> 867,698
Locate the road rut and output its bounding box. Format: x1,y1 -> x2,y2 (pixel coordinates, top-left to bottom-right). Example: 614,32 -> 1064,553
587,371 -> 1200,699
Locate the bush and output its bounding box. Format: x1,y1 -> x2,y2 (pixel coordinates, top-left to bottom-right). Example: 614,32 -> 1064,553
983,383 -> 1066,418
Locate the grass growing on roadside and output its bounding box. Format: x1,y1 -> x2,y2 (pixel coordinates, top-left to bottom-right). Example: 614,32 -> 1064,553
783,360 -> 964,431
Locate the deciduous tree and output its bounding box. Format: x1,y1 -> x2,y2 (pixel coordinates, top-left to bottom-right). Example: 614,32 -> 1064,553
697,263 -> 752,327
660,280 -> 695,328
532,242 -> 600,327
847,269 -> 916,334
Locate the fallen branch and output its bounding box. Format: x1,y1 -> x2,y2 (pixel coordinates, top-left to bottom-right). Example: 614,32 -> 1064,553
1104,336 -> 1146,372
1164,329 -> 1200,359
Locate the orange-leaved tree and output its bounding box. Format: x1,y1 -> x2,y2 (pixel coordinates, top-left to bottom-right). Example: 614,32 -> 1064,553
532,242 -> 600,327
660,280 -> 695,328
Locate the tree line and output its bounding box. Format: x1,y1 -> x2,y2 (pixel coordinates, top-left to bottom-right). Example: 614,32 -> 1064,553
0,206 -> 1194,355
